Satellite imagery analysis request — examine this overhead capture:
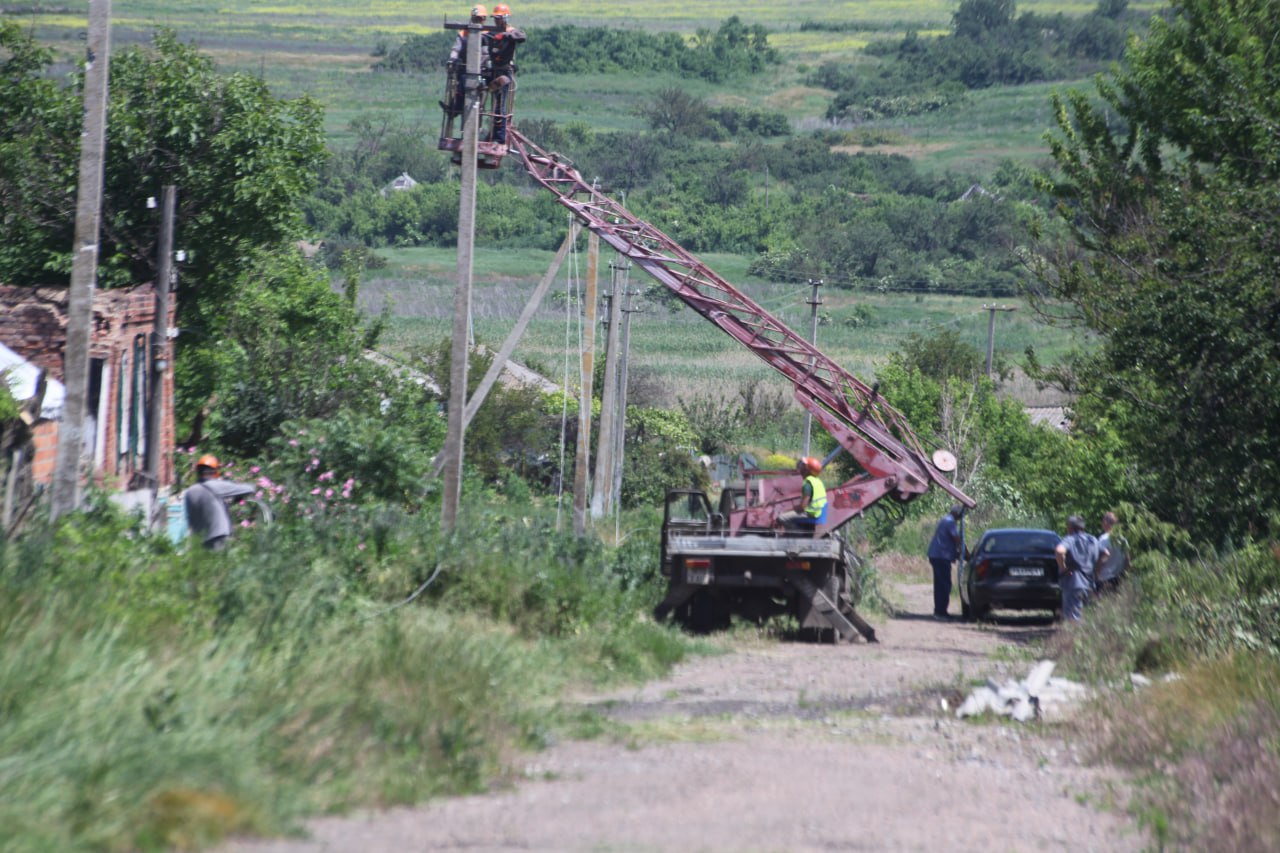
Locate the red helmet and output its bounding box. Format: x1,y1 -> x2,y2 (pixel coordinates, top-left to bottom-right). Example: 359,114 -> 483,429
492,3 -> 510,16
196,454 -> 220,473
799,456 -> 822,476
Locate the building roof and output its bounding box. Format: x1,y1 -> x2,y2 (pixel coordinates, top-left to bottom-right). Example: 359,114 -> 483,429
1025,406 -> 1071,432
380,172 -> 419,196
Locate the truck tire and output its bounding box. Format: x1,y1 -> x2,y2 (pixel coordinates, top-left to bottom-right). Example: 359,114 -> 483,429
677,593 -> 731,634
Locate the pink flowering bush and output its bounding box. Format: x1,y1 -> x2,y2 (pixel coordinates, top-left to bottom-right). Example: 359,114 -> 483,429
248,411 -> 439,521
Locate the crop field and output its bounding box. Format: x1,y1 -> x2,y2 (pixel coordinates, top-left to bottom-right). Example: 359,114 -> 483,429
364,246 -> 1080,408
24,1 -> 1166,42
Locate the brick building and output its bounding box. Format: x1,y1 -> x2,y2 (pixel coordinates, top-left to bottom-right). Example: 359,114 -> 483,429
0,283 -> 177,492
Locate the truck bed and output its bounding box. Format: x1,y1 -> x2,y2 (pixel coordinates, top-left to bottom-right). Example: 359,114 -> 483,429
665,532 -> 844,560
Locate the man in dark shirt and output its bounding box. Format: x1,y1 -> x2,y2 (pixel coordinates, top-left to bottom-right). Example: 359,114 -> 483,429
183,454 -> 254,550
487,3 -> 526,145
927,504 -> 964,620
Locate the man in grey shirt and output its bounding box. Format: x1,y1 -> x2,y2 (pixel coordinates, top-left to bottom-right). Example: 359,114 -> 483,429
184,454 -> 254,550
1095,510 -> 1130,592
1055,514 -> 1099,621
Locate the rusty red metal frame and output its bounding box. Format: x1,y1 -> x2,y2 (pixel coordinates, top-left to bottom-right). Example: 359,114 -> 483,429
507,129 -> 973,529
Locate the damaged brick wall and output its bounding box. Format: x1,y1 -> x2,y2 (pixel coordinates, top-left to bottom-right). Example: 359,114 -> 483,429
0,284 -> 177,490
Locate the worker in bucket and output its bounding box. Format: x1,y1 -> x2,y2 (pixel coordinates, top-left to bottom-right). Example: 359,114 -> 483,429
445,5 -> 490,118
183,454 -> 254,551
487,3 -> 525,145
779,456 -> 828,531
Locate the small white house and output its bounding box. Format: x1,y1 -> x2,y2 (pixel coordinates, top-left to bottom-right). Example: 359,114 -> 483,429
380,172 -> 419,197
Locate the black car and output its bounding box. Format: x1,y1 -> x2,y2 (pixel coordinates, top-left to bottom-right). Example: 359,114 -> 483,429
959,528 -> 1062,620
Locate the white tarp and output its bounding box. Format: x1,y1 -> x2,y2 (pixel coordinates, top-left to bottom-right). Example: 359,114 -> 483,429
1,342 -> 65,421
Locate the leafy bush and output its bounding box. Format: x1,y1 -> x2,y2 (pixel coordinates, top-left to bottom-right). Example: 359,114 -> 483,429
0,381 -> 19,422
195,251 -> 391,455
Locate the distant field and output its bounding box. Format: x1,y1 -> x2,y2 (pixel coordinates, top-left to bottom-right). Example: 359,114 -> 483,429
23,1 -> 1165,161
29,1 -> 1164,41
364,246 -> 1081,409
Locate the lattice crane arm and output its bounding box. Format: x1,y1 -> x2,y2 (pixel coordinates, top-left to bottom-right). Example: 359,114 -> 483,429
507,130 -> 974,512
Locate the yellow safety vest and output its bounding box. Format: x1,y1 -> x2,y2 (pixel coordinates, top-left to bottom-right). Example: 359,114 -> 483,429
804,475 -> 827,518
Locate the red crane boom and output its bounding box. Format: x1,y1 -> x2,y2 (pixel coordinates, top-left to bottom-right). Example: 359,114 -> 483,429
507,129 -> 973,530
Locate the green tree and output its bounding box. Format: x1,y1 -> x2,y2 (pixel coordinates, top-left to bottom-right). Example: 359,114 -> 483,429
636,88 -> 710,137
197,250 -> 385,455
1037,0 -> 1280,539
0,22 -> 81,284
414,340 -> 556,486
0,26 -> 327,425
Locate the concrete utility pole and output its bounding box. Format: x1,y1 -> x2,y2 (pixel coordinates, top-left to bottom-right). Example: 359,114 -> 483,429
572,231 -> 600,535
51,0 -> 112,520
982,304 -> 1017,378
611,280 -> 638,512
802,278 -> 823,458
591,257 -> 624,519
146,185 -> 176,492
441,18 -> 483,531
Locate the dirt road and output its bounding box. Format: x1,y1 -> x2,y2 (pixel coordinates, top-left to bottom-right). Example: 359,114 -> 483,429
223,580 -> 1145,852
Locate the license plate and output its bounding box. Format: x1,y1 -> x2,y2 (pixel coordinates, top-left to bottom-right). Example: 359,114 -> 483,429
1009,566 -> 1044,577
686,567 -> 713,585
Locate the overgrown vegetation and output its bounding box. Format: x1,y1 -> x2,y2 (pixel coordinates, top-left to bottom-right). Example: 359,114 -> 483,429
0,491 -> 688,852
308,110 -> 1038,296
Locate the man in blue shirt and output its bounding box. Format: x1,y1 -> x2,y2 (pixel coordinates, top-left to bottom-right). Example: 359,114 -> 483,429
1055,514 -> 1100,621
927,505 -> 964,620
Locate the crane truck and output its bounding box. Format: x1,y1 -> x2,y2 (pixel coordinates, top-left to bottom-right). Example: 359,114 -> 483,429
437,69 -> 976,643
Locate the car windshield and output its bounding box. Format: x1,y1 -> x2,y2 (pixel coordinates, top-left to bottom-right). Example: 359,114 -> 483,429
979,531 -> 1059,554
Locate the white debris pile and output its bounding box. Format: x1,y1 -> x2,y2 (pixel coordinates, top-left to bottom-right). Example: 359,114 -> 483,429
955,660 -> 1092,723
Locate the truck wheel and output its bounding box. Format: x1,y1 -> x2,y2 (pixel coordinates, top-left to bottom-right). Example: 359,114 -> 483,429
684,594 -> 731,633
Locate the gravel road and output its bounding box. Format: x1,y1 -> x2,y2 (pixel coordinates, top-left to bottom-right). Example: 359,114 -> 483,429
222,579 -> 1145,852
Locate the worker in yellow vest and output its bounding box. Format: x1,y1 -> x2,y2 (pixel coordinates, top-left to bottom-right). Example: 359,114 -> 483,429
779,456 -> 827,531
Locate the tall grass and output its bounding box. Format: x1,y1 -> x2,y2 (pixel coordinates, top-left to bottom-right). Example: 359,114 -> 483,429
0,497 -> 688,851
1080,653 -> 1280,852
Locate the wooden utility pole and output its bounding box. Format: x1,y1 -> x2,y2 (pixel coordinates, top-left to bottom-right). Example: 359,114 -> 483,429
51,0 -> 111,520
572,231 -> 599,535
146,185 -> 176,492
611,280 -> 638,511
427,221 -> 583,480
441,18 -> 483,531
801,278 -> 823,457
982,304 -> 1017,378
591,257 -> 624,519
